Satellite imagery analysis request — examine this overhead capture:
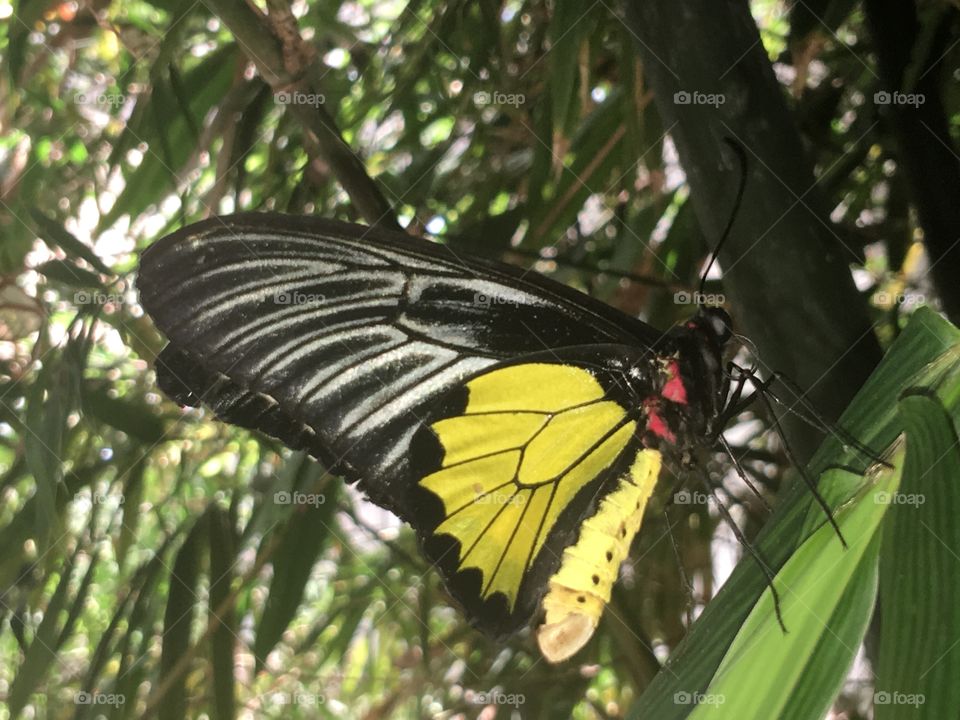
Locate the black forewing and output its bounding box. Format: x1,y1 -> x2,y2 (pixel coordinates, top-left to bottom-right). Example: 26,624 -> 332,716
137,213 -> 668,517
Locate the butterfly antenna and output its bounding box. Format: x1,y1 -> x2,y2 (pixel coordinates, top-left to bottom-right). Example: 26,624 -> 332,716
699,474 -> 787,633
698,138 -> 749,297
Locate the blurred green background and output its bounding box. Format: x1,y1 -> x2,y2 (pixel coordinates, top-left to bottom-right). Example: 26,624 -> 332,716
1,0 -> 958,717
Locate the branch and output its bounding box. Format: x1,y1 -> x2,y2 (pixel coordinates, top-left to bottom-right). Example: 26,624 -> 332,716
623,0 -> 882,460
204,0 -> 400,230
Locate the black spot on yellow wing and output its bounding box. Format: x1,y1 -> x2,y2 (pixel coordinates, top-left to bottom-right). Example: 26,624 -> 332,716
410,362 -> 656,646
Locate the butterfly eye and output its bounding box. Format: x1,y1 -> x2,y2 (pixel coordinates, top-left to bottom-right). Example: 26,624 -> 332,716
703,307 -> 734,346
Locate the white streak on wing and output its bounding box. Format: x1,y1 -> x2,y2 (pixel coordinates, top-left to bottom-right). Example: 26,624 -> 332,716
197,232 -> 393,267
257,324 -> 408,381
177,256 -> 346,291
190,273 -> 406,339
396,313 -> 479,347
404,275 -> 544,308
331,342 -> 459,433
295,328 -> 412,407
372,424 -> 418,473
347,356 -> 495,439
208,292 -> 401,353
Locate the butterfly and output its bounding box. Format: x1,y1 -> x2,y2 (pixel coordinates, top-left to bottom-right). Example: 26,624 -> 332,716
137,211 -> 751,663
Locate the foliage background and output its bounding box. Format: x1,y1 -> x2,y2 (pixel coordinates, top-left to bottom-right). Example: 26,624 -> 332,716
0,0 -> 958,718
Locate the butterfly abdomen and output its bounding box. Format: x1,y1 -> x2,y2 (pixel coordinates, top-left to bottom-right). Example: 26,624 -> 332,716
536,449 -> 661,662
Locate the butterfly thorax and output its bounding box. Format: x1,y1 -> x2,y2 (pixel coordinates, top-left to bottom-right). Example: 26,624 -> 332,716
632,307 -> 733,459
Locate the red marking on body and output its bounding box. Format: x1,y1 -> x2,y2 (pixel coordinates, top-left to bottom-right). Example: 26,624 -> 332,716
643,398 -> 677,443
661,360 -> 688,405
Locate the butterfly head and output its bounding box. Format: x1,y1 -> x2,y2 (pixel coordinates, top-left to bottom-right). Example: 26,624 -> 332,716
696,305 -> 734,350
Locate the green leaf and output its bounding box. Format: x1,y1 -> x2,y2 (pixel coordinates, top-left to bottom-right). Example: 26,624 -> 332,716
7,548 -> 78,715
630,308 -> 960,719
31,210 -> 113,275
875,392 -> 960,718
25,358 -> 69,549
81,383 -> 167,444
253,458 -> 336,672
688,463 -> 897,719
101,44 -> 238,229
157,515 -> 206,720
548,0 -> 588,138
34,259 -> 105,290
208,505 -> 237,720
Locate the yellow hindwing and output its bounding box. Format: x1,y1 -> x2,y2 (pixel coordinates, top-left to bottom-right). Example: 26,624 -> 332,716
419,363 -> 636,610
